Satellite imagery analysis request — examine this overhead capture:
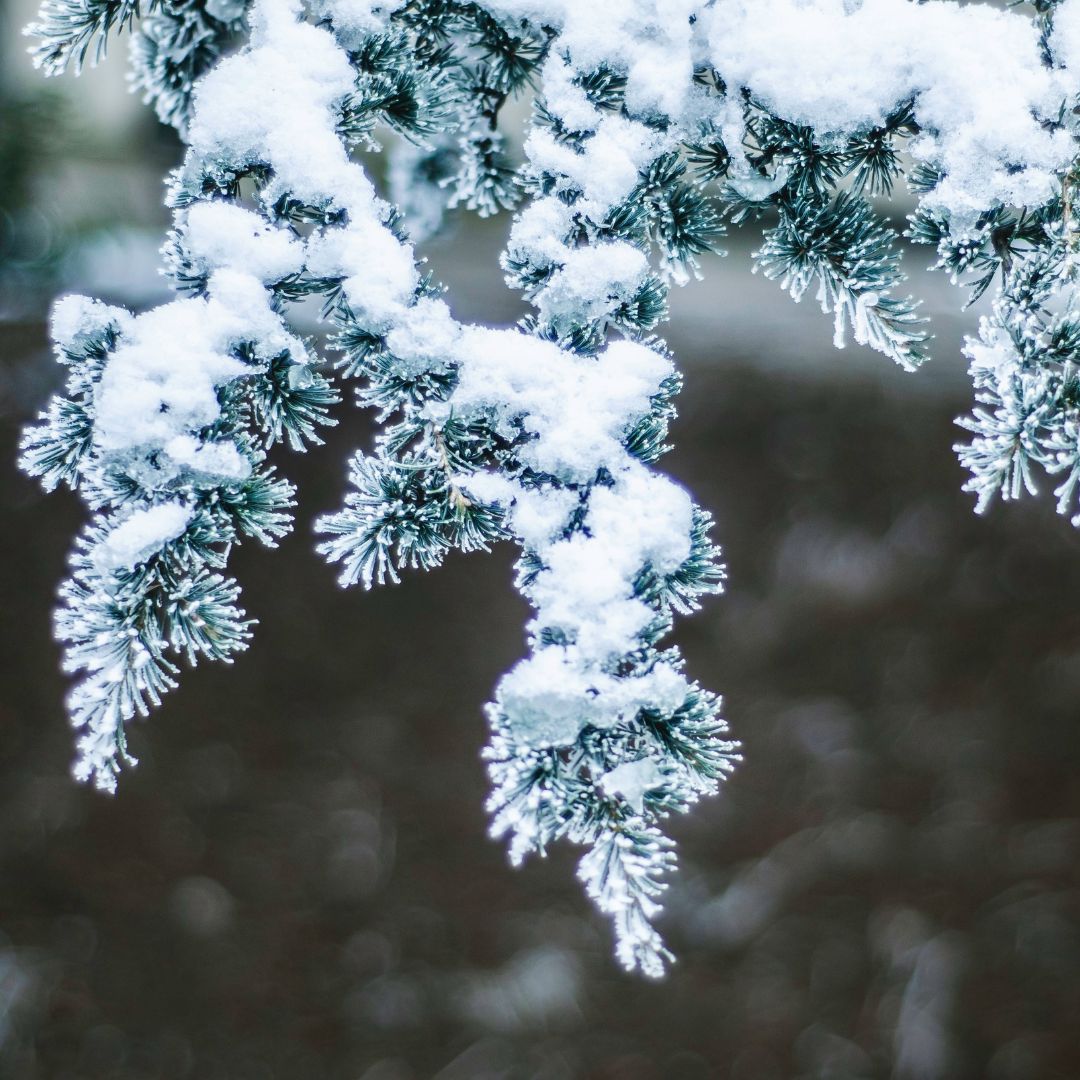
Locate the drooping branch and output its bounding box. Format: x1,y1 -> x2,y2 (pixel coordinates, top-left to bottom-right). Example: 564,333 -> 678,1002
21,0 -> 1080,976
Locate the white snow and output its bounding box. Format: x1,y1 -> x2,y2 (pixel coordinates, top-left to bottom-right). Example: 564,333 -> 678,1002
488,0 -> 1080,226
183,202 -> 303,282
189,0 -> 360,208
540,54 -> 599,135
524,115 -> 667,219
485,0 -> 698,120
459,474 -> 579,550
51,295 -> 131,353
506,197 -> 574,267
449,332 -> 673,482
1053,0 -> 1080,77
529,530 -> 656,657
306,219 -> 420,327
508,466 -> 694,661
587,468 -> 693,576
536,242 -> 649,327
383,298 -> 461,377
601,757 -> 665,814
92,270 -> 300,469
163,435 -> 253,482
498,649 -> 689,747
706,0 -> 1075,224
313,0 -> 393,46
95,502 -> 193,572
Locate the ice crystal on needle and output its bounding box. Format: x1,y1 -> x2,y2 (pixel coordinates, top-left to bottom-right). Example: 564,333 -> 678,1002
20,0 -> 1080,974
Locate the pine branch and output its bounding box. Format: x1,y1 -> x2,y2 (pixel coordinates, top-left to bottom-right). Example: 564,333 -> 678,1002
21,0 -> 1080,978
27,0 -> 147,76
756,192 -> 929,370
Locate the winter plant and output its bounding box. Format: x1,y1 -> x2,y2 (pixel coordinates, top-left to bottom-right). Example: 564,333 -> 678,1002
19,0 -> 1080,975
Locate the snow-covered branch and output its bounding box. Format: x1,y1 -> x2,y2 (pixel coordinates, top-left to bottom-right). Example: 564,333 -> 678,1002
21,0 -> 1080,974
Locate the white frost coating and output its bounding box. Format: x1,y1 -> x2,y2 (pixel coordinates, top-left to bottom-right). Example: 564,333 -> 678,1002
184,203 -> 304,281
94,502 -> 193,572
601,757 -> 665,813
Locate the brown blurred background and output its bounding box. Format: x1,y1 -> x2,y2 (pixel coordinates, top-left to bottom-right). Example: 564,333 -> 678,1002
3,6 -> 1080,1077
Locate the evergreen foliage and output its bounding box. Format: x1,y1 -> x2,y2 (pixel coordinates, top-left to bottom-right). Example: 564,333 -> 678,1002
20,0 -> 1080,974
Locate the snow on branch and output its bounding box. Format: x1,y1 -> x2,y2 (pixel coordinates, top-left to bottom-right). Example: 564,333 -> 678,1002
20,0 -> 1080,975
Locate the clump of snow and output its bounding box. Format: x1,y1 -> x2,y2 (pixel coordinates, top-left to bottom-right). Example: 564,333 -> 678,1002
497,650 -> 606,748
540,54 -> 598,134
306,218 -> 420,327
489,0 -> 1079,227
1053,0 -> 1080,77
184,203 -> 303,282
95,502 -> 193,572
313,0 -> 393,47
163,435 -> 252,483
186,0 -> 423,328
587,468 -> 693,576
508,467 -> 693,661
706,0 -> 1075,224
498,649 -> 689,748
383,298 -> 460,377
506,197 -> 574,267
51,295 -> 131,355
460,473 -> 580,550
529,530 -> 656,658
601,757 -> 665,814
536,242 -> 649,327
92,270 -> 301,472
449,331 -> 672,482
188,0 -> 361,209
486,0 -> 698,120
524,115 -> 667,219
